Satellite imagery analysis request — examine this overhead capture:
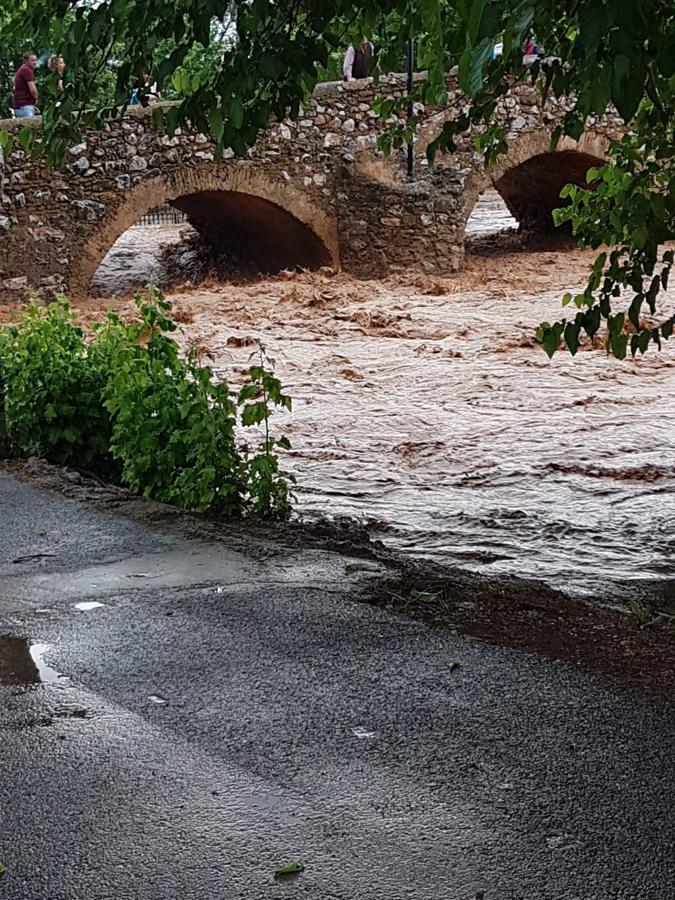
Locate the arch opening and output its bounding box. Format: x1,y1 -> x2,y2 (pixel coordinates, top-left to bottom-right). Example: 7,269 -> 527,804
465,189 -> 518,240
86,175 -> 337,298
493,149 -> 603,234
171,190 -> 332,275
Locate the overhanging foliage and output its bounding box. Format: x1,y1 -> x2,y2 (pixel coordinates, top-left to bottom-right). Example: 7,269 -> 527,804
4,1 -> 675,357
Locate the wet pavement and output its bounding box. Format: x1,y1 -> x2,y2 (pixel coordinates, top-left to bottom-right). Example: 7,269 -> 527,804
0,470 -> 673,899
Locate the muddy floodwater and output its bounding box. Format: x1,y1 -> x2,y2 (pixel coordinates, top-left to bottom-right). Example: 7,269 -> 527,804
34,192 -> 675,598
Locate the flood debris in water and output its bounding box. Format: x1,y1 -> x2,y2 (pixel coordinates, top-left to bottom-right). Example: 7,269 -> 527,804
0,637 -> 67,685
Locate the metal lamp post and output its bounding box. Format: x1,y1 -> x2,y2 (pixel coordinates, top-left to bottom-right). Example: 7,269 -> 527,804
406,36 -> 414,179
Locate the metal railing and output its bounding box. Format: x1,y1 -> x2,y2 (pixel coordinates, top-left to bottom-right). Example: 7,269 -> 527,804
138,203 -> 188,225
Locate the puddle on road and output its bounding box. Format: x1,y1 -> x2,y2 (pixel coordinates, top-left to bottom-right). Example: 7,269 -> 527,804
352,727 -> 376,739
0,637 -> 68,685
149,694 -> 168,705
1,545 -> 253,604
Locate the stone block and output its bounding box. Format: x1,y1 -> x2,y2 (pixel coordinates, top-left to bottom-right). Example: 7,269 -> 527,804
29,227 -> 65,242
70,199 -> 105,221
4,276 -> 28,290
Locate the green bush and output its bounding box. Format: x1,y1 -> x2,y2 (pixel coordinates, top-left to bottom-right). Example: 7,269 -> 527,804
0,288 -> 295,519
0,299 -> 119,479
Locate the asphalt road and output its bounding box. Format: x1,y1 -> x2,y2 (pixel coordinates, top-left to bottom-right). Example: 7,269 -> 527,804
0,471 -> 673,900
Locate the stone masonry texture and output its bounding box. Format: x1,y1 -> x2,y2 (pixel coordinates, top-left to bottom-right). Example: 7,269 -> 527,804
0,73 -> 624,299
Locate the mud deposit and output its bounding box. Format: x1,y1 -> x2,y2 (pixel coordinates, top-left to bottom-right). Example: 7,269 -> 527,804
4,194 -> 675,601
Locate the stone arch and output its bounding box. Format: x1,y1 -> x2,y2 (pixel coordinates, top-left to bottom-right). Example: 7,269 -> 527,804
463,130 -> 611,234
76,166 -> 339,294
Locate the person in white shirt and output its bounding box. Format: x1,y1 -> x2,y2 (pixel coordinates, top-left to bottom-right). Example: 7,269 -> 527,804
343,38 -> 374,81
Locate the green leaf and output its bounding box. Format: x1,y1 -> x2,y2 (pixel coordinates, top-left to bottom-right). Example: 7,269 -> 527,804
466,0 -> 487,42
208,107 -> 224,144
273,861 -> 304,879
650,193 -> 667,221
611,58 -> 647,122
0,132 -> 12,152
542,324 -> 563,359
241,401 -> 267,427
637,329 -> 651,354
237,383 -> 259,403
611,332 -> 628,360
656,42 -> 675,77
579,0 -> 609,53
458,38 -> 494,98
564,322 -> 580,355
151,106 -> 164,130
230,95 -> 244,130
171,69 -> 190,94
18,127 -> 34,152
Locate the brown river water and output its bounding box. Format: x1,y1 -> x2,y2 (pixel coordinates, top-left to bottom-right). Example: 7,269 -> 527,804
32,193 -> 675,598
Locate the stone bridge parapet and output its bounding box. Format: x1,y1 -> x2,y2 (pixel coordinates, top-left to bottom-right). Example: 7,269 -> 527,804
0,73 -> 624,298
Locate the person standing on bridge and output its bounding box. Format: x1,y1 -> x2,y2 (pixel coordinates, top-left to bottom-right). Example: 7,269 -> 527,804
130,73 -> 160,106
49,55 -> 65,93
343,38 -> 374,81
12,52 -> 39,118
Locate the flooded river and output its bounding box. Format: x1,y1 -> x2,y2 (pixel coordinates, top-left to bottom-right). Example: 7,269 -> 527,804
58,193 -> 675,598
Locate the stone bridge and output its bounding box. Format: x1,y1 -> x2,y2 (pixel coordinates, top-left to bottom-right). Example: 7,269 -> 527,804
0,74 -> 623,298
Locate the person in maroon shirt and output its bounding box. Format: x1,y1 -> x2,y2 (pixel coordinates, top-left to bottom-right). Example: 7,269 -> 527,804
13,52 -> 38,118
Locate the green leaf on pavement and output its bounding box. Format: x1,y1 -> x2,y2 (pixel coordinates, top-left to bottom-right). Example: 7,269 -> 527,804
273,861 -> 304,879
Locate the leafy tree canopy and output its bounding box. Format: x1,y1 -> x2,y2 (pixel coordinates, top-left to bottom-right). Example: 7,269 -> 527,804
5,1 -> 675,357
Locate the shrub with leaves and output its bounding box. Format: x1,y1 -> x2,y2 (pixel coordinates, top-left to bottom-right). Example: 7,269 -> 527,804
0,299 -> 118,479
96,292 -> 245,515
238,344 -> 295,520
0,289 -> 294,520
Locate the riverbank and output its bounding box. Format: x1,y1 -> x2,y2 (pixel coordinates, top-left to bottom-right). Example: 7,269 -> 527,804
3,242 -> 674,601
4,458 -> 673,700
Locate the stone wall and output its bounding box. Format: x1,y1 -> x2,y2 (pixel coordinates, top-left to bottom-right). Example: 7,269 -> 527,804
0,74 -> 624,298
